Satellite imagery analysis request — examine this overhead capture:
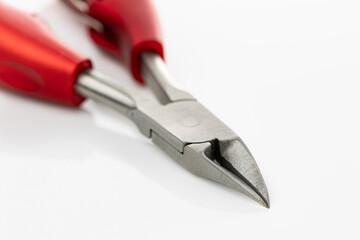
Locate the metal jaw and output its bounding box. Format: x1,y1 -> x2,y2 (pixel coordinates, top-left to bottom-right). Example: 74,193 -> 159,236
75,52 -> 270,207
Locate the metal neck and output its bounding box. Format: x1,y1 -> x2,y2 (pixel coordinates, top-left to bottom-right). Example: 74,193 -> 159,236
75,70 -> 137,116
140,52 -> 194,104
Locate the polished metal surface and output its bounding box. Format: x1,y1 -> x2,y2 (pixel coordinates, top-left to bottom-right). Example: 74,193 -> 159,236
76,70 -> 136,116
75,52 -> 270,207
140,52 -> 194,104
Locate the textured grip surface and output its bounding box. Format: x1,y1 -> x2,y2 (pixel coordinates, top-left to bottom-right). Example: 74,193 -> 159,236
0,2 -> 91,106
85,0 -> 164,83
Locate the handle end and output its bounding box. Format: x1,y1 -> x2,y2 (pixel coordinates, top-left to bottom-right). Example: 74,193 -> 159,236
0,2 -> 92,106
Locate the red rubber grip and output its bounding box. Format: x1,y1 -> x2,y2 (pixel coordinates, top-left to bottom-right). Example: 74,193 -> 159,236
0,2 -> 91,106
85,0 -> 164,83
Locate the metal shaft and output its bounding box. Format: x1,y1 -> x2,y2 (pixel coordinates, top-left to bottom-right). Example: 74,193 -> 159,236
75,70 -> 137,116
140,52 -> 194,104
75,52 -> 194,113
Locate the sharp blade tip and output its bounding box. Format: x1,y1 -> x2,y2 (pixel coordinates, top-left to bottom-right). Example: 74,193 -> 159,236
259,193 -> 270,208
243,181 -> 270,208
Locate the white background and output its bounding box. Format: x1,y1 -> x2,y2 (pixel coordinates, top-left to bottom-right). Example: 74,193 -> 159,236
0,0 -> 359,239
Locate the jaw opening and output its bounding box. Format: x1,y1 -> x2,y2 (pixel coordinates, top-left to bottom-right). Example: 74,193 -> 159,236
194,139 -> 270,208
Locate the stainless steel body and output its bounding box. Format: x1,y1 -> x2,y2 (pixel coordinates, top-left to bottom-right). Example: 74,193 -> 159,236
76,52 -> 270,207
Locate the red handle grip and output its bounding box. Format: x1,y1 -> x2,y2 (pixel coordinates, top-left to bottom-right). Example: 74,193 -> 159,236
0,2 -> 91,106
83,0 -> 164,83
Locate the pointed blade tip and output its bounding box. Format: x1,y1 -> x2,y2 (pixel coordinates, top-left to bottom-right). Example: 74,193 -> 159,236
250,188 -> 270,208
260,195 -> 270,209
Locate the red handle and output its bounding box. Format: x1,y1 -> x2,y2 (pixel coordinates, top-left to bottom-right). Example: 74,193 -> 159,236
0,2 -> 91,106
82,0 -> 164,83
